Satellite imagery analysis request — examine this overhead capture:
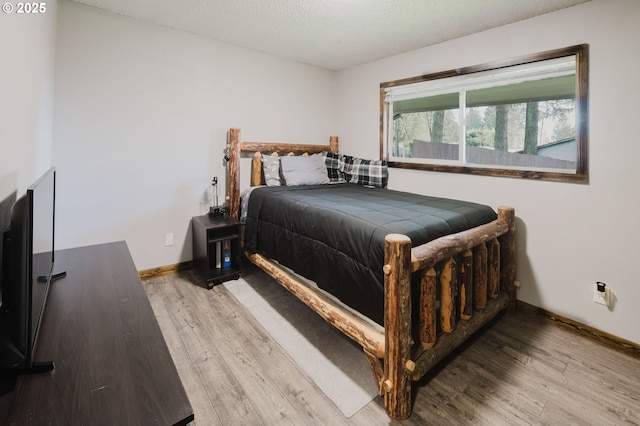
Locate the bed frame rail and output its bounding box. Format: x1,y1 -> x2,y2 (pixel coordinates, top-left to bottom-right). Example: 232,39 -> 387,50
245,252 -> 386,358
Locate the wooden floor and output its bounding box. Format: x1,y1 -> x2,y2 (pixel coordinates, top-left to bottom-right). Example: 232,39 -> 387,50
143,270 -> 640,425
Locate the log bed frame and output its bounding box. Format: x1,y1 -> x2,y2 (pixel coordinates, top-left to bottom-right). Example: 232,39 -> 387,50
226,128 -> 517,419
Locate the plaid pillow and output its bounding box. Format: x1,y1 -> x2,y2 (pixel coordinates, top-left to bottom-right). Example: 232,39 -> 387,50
322,151 -> 348,183
348,157 -> 388,188
341,155 -> 354,183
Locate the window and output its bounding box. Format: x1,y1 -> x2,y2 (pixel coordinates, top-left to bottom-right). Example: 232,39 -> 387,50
380,44 -> 588,183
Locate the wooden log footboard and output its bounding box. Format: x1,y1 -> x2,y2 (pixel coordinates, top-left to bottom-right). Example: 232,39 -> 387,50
225,128 -> 516,419
381,206 -> 515,418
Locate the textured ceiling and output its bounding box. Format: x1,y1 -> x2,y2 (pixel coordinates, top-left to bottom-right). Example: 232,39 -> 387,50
70,0 -> 591,70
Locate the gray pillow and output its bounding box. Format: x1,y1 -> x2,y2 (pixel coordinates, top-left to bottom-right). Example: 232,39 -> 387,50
280,153 -> 330,186
261,155 -> 281,186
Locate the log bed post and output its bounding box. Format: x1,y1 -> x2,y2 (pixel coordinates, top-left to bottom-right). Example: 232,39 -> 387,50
420,268 -> 437,349
383,234 -> 413,420
329,135 -> 339,154
460,250 -> 474,321
440,257 -> 457,333
473,243 -> 488,309
228,128 -> 241,221
498,206 -> 517,312
488,239 -> 501,299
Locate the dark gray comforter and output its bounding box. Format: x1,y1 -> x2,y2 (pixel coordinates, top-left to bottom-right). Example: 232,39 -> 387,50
244,183 -> 496,325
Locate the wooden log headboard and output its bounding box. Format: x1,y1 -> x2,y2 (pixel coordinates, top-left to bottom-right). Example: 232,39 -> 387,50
226,128 -> 339,220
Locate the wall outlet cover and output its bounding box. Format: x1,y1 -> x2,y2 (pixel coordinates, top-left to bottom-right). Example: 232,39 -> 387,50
593,287 -> 610,306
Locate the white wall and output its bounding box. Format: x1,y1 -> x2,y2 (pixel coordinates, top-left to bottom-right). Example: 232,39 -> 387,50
53,0 -> 335,270
334,0 -> 640,344
0,0 -> 57,199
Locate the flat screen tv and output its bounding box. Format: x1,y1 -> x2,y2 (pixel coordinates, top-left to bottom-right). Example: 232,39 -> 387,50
0,167 -> 65,387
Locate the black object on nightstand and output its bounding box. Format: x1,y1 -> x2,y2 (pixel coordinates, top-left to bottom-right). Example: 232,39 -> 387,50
192,214 -> 241,289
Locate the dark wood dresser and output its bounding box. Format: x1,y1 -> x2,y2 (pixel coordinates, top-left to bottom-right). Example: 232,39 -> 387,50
0,241 -> 194,425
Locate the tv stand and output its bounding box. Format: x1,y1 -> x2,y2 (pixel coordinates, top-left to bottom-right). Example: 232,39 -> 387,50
0,242 -> 193,425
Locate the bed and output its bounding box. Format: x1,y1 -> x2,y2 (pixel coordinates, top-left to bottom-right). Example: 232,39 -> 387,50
226,128 -> 516,419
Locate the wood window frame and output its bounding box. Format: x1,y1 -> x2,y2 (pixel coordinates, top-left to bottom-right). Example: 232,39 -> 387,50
379,44 -> 589,183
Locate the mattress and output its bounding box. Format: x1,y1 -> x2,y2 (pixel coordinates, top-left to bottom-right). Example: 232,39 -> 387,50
243,183 -> 497,325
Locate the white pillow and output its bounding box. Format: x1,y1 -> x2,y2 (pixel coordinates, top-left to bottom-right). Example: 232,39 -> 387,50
261,155 -> 282,186
280,153 -> 330,186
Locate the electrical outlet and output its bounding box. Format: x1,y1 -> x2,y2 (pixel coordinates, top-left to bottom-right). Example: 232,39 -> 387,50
165,233 -> 174,247
593,282 -> 610,307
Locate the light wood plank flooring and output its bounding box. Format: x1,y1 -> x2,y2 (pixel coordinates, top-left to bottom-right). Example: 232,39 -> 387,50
143,269 -> 640,425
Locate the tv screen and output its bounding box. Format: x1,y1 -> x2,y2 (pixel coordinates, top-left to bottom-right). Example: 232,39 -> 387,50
1,167 -> 57,377
28,167 -> 56,356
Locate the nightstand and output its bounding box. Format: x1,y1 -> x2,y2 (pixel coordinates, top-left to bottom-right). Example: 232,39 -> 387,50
191,215 -> 241,289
